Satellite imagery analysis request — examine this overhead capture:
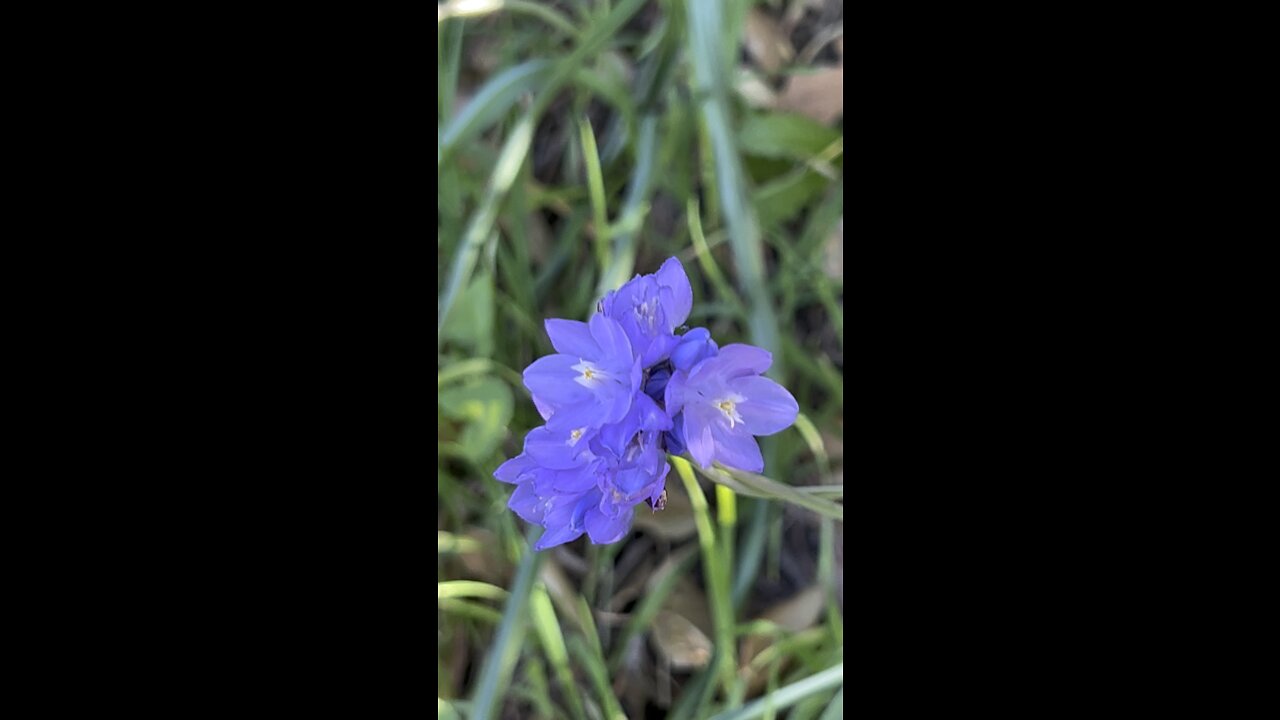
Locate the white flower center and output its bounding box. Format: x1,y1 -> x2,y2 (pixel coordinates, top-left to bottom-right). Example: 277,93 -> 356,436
572,360 -> 611,388
714,393 -> 746,429
567,428 -> 586,446
635,298 -> 659,332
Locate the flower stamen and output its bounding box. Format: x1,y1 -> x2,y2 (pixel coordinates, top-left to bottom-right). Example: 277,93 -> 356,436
714,394 -> 746,429
571,360 -> 611,389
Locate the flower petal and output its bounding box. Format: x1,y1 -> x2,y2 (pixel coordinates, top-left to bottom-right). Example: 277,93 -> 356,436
524,354 -> 592,407
549,465 -> 599,494
508,482 -> 546,523
709,425 -> 764,472
639,332 -> 679,367
703,343 -> 772,378
655,256 -> 693,327
546,400 -> 608,433
544,318 -> 600,358
494,454 -> 536,484
729,376 -> 799,436
525,425 -> 591,469
535,523 -> 586,550
685,404 -> 717,468
664,369 -> 688,415
671,327 -> 717,371
584,507 -> 632,544
664,413 -> 687,455
589,313 -> 634,367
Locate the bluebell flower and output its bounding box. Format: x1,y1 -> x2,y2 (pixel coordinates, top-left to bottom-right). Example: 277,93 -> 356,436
496,256 -> 802,550
600,257 -> 693,367
664,344 -> 798,473
523,314 -> 642,432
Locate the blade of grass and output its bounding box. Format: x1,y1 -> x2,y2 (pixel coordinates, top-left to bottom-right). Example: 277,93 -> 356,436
691,463 -> 843,522
818,685 -> 844,720
819,517 -> 843,646
579,118 -> 610,272
570,597 -> 626,720
437,358 -> 524,390
444,0 -> 649,336
438,580 -> 509,601
440,598 -> 503,624
671,456 -> 737,704
438,17 -> 465,124
595,19 -> 677,296
687,198 -> 745,316
530,584 -> 588,720
438,110 -> 535,341
707,663 -> 844,720
792,413 -> 830,477
798,485 -> 844,498
468,527 -> 544,720
685,0 -> 779,362
439,60 -> 552,162
732,499 -> 768,606
522,656 -> 556,719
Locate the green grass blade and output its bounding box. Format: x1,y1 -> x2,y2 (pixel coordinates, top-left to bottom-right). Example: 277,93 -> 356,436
579,118 -> 610,272
792,413 -> 830,477
818,685 -> 844,720
438,111 -> 535,341
707,663 -> 844,720
691,463 -> 844,522
439,60 -> 552,162
684,0 -> 779,360
468,528 -> 544,720
595,114 -> 657,296
671,456 -> 737,703
437,580 -> 508,601
570,597 -> 626,720
438,17 -> 465,124
440,598 -> 503,624
530,584 -> 588,720
687,199 -> 745,316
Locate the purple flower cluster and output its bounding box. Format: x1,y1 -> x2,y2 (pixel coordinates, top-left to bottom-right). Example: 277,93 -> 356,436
494,257 -> 799,550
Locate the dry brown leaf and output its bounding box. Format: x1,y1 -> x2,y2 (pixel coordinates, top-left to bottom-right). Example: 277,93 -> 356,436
740,586 -> 826,691
762,585 -> 826,631
743,8 -> 795,74
662,576 -> 713,637
778,66 -> 844,126
650,609 -> 712,670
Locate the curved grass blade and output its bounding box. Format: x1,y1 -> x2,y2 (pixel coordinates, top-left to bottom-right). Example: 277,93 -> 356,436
691,463 -> 843,522
707,663 -> 844,720
530,584 -> 587,720
671,456 -> 737,704
439,60 -> 552,162
438,111 -> 535,341
468,527 -> 544,720
685,0 -> 779,361
437,580 -> 508,601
